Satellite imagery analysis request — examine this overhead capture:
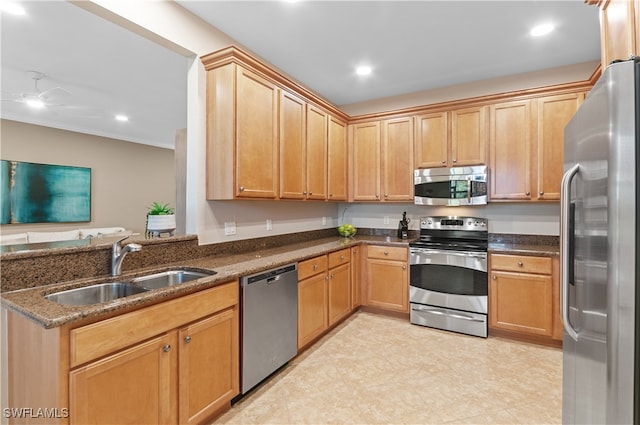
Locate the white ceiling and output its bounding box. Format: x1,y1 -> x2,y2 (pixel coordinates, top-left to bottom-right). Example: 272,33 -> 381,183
1,1 -> 600,150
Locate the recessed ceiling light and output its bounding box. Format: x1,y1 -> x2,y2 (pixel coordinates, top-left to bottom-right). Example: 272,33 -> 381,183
530,23 -> 554,37
356,66 -> 372,76
1,1 -> 26,16
26,99 -> 44,109
115,114 -> 129,122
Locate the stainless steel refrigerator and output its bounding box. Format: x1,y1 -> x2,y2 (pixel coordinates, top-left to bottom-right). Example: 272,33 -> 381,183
561,58 -> 639,424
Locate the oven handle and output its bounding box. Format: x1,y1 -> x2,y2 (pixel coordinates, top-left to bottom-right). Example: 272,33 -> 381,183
411,306 -> 485,323
410,249 -> 487,260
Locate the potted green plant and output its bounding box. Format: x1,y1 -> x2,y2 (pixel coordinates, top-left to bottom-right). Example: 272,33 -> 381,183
146,202 -> 176,237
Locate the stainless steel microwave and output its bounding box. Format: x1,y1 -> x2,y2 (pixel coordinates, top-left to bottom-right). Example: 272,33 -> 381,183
414,166 -> 488,206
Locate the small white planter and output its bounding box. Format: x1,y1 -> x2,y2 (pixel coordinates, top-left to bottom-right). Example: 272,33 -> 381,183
146,214 -> 176,237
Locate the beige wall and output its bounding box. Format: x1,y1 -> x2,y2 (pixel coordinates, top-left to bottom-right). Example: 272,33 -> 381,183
0,119 -> 175,235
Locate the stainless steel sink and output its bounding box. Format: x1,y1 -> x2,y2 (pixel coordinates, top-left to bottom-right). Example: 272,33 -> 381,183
45,282 -> 149,306
132,270 -> 216,290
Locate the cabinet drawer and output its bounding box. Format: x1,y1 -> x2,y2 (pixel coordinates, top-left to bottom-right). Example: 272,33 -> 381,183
298,255 -> 328,280
367,245 -> 407,261
70,280 -> 238,368
490,254 -> 552,275
328,249 -> 350,269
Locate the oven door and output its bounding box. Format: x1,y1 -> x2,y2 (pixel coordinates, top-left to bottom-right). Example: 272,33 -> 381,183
409,248 -> 488,314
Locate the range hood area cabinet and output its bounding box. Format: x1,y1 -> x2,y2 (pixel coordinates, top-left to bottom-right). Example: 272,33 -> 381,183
489,92 -> 585,201
348,117 -> 414,202
202,48 -> 349,201
414,106 -> 487,169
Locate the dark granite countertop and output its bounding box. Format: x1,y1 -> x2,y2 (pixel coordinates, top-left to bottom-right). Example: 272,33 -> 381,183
1,235 -> 411,329
488,233 -> 559,257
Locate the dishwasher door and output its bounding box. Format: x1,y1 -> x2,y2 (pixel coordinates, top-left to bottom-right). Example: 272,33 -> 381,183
241,263 -> 298,394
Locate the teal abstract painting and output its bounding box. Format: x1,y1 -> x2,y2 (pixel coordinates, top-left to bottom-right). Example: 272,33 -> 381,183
0,160 -> 91,224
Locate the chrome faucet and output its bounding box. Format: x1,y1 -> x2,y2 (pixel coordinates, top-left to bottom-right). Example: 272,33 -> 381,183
111,236 -> 142,276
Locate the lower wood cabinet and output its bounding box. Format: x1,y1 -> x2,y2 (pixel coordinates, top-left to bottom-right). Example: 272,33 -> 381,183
297,248 -> 352,350
365,245 -> 409,313
489,254 -> 561,341
8,280 -> 240,425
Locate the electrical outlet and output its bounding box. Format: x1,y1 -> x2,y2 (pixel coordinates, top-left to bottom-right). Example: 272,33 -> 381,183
384,216 -> 390,225
224,221 -> 236,236
322,216 -> 327,225
266,219 -> 273,231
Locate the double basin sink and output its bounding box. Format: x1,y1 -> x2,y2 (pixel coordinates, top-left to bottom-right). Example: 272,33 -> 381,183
45,269 -> 216,306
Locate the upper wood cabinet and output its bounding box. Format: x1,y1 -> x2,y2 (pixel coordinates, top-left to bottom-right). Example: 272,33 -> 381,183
592,0 -> 639,70
489,99 -> 533,201
206,64 -> 279,200
350,118 -> 413,202
534,93 -> 584,201
489,93 -> 584,202
280,99 -> 329,200
350,121 -> 381,201
279,91 -> 306,200
327,116 -> 348,201
415,106 -> 487,169
306,105 -> 328,200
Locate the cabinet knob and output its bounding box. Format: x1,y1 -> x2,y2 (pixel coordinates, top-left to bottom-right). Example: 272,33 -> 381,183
384,194 -> 388,198
525,191 -> 531,196
376,195 -> 380,200
340,255 -> 345,260
163,344 -> 171,352
303,191 -> 307,195
184,336 -> 191,344
517,261 -> 523,267
325,275 -> 329,280
441,160 -> 446,164
329,193 -> 333,197
402,265 -> 407,270
330,274 -> 335,279
239,186 -> 245,192
452,159 -> 457,163
309,192 -> 313,196
539,191 -> 544,196
492,275 -> 497,280
313,264 -> 318,270
383,251 -> 389,256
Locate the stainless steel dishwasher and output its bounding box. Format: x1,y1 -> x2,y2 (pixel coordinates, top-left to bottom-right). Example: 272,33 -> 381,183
240,263 -> 298,394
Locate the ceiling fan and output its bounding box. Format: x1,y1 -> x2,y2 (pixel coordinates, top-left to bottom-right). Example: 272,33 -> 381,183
1,71 -> 70,109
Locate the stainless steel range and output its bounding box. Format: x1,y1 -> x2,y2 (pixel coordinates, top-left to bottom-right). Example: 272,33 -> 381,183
409,216 -> 488,338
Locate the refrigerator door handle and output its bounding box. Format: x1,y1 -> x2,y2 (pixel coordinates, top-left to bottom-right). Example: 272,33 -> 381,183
560,163 -> 580,341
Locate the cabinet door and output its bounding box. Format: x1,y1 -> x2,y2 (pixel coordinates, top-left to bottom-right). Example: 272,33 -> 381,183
381,117 -> 414,201
69,333 -> 177,425
535,93 -> 583,200
350,122 -> 381,201
489,271 -> 553,336
350,246 -> 361,309
280,91 -> 306,199
306,105 -> 328,200
451,106 -> 486,166
489,100 -> 533,200
298,273 -> 328,349
366,259 -> 409,313
600,0 -> 638,70
236,66 -> 279,198
178,308 -> 239,425
414,112 -> 448,168
328,263 -> 351,326
328,116 -> 348,201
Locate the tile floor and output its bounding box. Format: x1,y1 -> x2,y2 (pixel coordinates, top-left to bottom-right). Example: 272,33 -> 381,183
214,311 -> 562,425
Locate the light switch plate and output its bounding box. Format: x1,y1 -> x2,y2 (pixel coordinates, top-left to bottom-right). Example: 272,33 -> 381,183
384,216 -> 390,225
224,221 -> 236,236
266,219 -> 273,231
